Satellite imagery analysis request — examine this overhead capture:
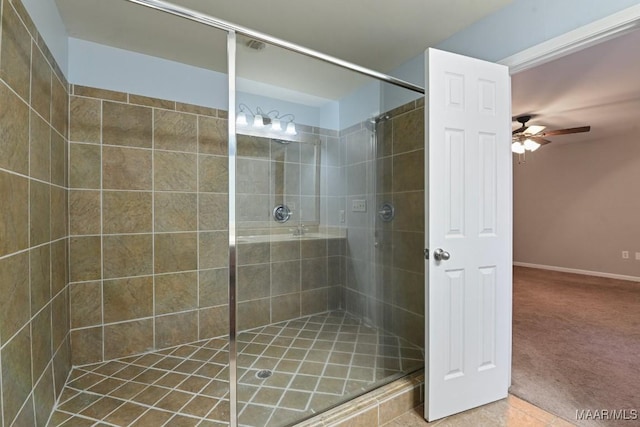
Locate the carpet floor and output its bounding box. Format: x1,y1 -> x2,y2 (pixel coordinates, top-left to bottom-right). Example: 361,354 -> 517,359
511,266 -> 640,427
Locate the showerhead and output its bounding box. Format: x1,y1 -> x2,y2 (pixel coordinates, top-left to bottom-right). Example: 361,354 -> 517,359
273,139 -> 291,145
366,114 -> 391,132
371,114 -> 390,124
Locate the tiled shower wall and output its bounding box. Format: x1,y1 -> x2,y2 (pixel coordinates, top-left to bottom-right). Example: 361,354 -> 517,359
233,130 -> 345,331
236,238 -> 344,332
341,98 -> 425,347
0,0 -> 71,425
67,93 -> 351,364
67,86 -> 230,365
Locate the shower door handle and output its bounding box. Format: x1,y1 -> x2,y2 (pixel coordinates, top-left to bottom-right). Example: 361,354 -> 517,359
433,248 -> 450,261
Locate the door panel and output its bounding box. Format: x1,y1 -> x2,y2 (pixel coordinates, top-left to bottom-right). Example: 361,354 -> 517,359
425,48 -> 512,421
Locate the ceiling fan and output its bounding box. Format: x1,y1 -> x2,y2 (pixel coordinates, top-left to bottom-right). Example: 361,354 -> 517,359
511,115 -> 591,154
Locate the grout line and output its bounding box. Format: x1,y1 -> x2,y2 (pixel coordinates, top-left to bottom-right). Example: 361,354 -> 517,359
65,187 -> 229,195
0,233 -> 66,265
67,268 -> 228,286
151,107 -> 157,354
0,342 -> 3,427
24,37 -> 36,427
99,98 -> 105,363
196,112 -> 201,344
0,165 -> 67,190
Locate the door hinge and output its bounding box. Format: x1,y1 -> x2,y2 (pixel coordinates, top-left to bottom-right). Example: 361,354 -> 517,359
424,248 -> 429,260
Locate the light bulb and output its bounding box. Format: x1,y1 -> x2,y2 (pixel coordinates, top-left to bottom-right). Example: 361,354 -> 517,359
271,118 -> 282,132
253,114 -> 264,128
511,142 -> 525,154
523,139 -> 540,152
285,122 -> 297,135
236,112 -> 248,126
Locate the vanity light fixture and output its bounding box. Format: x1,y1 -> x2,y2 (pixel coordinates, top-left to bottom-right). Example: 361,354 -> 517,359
236,104 -> 297,135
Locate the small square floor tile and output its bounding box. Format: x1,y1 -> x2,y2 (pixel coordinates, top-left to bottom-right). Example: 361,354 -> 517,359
206,399 -> 230,422
165,414 -> 200,426
180,395 -> 218,418
131,385 -> 171,406
239,404 -> 275,427
155,371 -> 190,388
109,381 -> 147,400
80,396 -> 125,420
251,387 -> 284,406
279,390 -> 311,411
130,409 -> 173,426
289,375 -> 319,392
58,392 -> 102,414
200,379 -> 229,398
88,377 -> 127,395
155,390 -> 193,412
103,402 -> 148,425
176,375 -> 211,394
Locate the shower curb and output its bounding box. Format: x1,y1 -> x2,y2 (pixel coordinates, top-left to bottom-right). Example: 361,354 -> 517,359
295,370 -> 424,426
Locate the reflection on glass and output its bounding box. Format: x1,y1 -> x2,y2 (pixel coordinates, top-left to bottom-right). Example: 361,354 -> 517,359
234,132 -> 319,233
234,36 -> 424,427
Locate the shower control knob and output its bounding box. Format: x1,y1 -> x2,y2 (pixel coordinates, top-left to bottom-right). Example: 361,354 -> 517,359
273,204 -> 292,223
377,202 -> 395,222
433,248 -> 450,261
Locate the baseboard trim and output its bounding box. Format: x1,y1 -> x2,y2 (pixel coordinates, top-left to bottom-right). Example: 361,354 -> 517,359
513,262 -> 640,283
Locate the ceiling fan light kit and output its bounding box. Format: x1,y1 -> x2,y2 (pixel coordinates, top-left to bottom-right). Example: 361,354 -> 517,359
511,141 -> 525,154
511,114 -> 591,155
523,138 -> 541,151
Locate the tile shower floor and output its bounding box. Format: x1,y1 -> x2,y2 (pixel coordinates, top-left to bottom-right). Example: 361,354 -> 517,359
49,311 -> 424,426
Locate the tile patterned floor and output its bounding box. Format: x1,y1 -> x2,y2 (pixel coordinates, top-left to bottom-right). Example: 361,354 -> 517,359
48,311 -> 424,426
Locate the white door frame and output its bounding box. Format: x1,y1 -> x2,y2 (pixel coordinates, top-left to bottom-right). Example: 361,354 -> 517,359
422,3 -> 640,421
498,4 -> 640,74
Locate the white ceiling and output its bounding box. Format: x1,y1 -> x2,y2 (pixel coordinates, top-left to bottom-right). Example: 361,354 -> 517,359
512,28 -> 640,145
53,0 -> 640,138
54,0 -> 510,100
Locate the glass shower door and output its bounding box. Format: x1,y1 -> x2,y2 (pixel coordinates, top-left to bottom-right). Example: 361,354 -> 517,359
231,36 -> 425,426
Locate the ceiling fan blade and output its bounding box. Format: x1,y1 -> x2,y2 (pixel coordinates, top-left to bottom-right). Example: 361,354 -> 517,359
525,125 -> 546,135
541,126 -> 591,137
529,136 -> 551,145
512,125 -> 528,135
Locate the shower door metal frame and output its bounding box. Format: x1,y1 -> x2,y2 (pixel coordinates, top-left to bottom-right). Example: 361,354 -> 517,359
227,30 -> 238,427
124,0 -> 425,94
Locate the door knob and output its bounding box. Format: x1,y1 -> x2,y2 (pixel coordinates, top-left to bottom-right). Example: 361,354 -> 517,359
433,248 -> 450,261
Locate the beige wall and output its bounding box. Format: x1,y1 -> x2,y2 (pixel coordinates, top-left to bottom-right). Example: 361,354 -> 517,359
514,131 -> 640,279
0,0 -> 71,424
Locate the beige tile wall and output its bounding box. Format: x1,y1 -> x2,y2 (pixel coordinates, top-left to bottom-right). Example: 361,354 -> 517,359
341,98 -> 425,348
68,86 -> 230,365
236,238 -> 344,330
233,127 -> 345,328
0,0 -> 71,425
67,88 -> 350,362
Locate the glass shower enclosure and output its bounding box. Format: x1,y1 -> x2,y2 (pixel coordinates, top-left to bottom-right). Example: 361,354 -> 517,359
106,1 -> 426,426
233,38 -> 425,426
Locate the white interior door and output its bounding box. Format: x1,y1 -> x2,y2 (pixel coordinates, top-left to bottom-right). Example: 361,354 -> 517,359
424,48 -> 512,421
